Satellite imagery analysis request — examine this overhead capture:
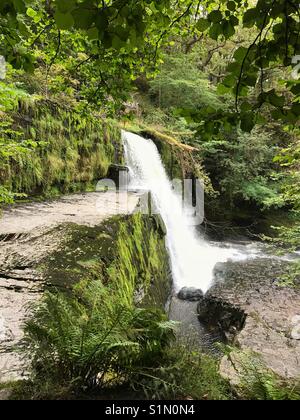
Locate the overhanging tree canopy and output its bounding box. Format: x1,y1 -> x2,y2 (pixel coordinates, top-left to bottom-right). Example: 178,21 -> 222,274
0,0 -> 299,130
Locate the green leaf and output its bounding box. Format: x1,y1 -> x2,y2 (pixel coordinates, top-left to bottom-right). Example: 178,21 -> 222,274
272,23 -> 283,34
291,84 -> 300,96
87,27 -> 98,40
240,101 -> 252,112
286,111 -> 298,123
227,1 -> 236,11
72,9 -> 94,29
13,0 -> 25,13
238,85 -> 249,97
112,35 -> 124,50
266,90 -> 285,107
208,10 -> 223,23
102,33 -> 112,48
256,114 -> 266,124
217,83 -> 231,94
222,20 -> 235,39
227,61 -> 241,75
95,13 -> 109,31
223,73 -> 236,88
240,112 -> 254,132
209,23 -> 222,40
18,21 -> 29,36
291,103 -> 300,116
120,5 -> 130,18
56,0 -> 76,14
243,8 -> 257,27
115,25 -> 129,41
233,46 -> 248,62
270,2 -> 285,18
230,15 -> 239,26
245,73 -> 258,87
196,18 -> 210,32
26,7 -> 37,18
271,109 -> 285,120
54,11 -> 74,30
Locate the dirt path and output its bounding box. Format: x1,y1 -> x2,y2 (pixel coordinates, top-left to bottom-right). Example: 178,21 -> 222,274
0,191 -> 140,383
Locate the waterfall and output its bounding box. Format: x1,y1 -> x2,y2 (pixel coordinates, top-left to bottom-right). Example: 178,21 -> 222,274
122,131 -> 230,294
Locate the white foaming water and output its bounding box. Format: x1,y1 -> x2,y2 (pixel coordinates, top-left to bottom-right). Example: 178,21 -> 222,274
123,131 -> 232,293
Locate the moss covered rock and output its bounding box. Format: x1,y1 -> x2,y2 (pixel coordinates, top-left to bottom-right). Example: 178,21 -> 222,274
0,98 -> 122,199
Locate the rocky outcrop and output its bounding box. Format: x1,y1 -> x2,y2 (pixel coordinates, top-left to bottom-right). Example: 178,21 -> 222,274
107,164 -> 129,189
178,287 -> 204,301
0,191 -> 140,383
199,259 -> 300,381
197,296 -> 246,341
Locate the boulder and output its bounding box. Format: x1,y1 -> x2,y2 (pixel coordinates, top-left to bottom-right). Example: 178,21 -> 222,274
197,296 -> 246,333
177,287 -> 203,302
203,259 -> 300,381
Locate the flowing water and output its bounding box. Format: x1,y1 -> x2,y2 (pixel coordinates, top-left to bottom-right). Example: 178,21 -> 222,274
123,131 -> 299,350
123,131 -> 235,293
123,131 -> 297,295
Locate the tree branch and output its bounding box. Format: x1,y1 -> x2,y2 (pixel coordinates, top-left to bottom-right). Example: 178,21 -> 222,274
74,54 -> 98,71
30,23 -> 54,47
49,29 -> 61,71
154,1 -> 194,60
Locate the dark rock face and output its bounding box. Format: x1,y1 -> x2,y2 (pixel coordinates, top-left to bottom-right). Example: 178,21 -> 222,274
197,296 -> 246,341
151,214 -> 167,236
201,258 -> 300,380
178,287 -> 204,302
107,164 -> 129,189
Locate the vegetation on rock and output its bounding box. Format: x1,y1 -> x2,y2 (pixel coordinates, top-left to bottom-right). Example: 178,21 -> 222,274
0,0 -> 299,401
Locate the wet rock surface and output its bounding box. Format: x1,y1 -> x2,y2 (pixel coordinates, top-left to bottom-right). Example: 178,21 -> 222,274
178,287 -> 204,301
0,191 -> 139,383
168,296 -> 223,353
202,258 -> 300,380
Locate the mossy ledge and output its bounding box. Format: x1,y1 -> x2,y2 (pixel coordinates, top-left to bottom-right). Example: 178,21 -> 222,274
0,98 -> 122,199
41,213 -> 172,308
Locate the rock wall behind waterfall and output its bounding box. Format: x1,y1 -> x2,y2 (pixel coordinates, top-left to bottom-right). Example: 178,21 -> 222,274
0,98 -> 123,199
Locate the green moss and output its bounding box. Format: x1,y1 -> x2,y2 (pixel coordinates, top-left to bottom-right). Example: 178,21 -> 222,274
0,98 -> 122,199
110,213 -> 171,308
41,213 -> 171,308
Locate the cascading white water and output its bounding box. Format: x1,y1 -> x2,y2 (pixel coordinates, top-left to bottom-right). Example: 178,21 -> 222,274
123,130 -> 231,293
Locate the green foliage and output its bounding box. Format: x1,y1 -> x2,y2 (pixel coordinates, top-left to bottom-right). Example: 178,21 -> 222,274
267,222 -> 300,251
277,260 -> 300,288
24,281 -> 175,394
1,1 -> 299,132
0,186 -> 16,205
229,351 -> 300,400
196,128 -> 280,210
203,0 -> 300,129
0,81 -> 29,111
262,135 -> 300,248
0,90 -> 121,201
110,214 -> 171,308
134,345 -> 231,400
0,1 -> 199,111
149,53 -> 223,110
24,213 -> 175,395
0,83 -> 35,204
